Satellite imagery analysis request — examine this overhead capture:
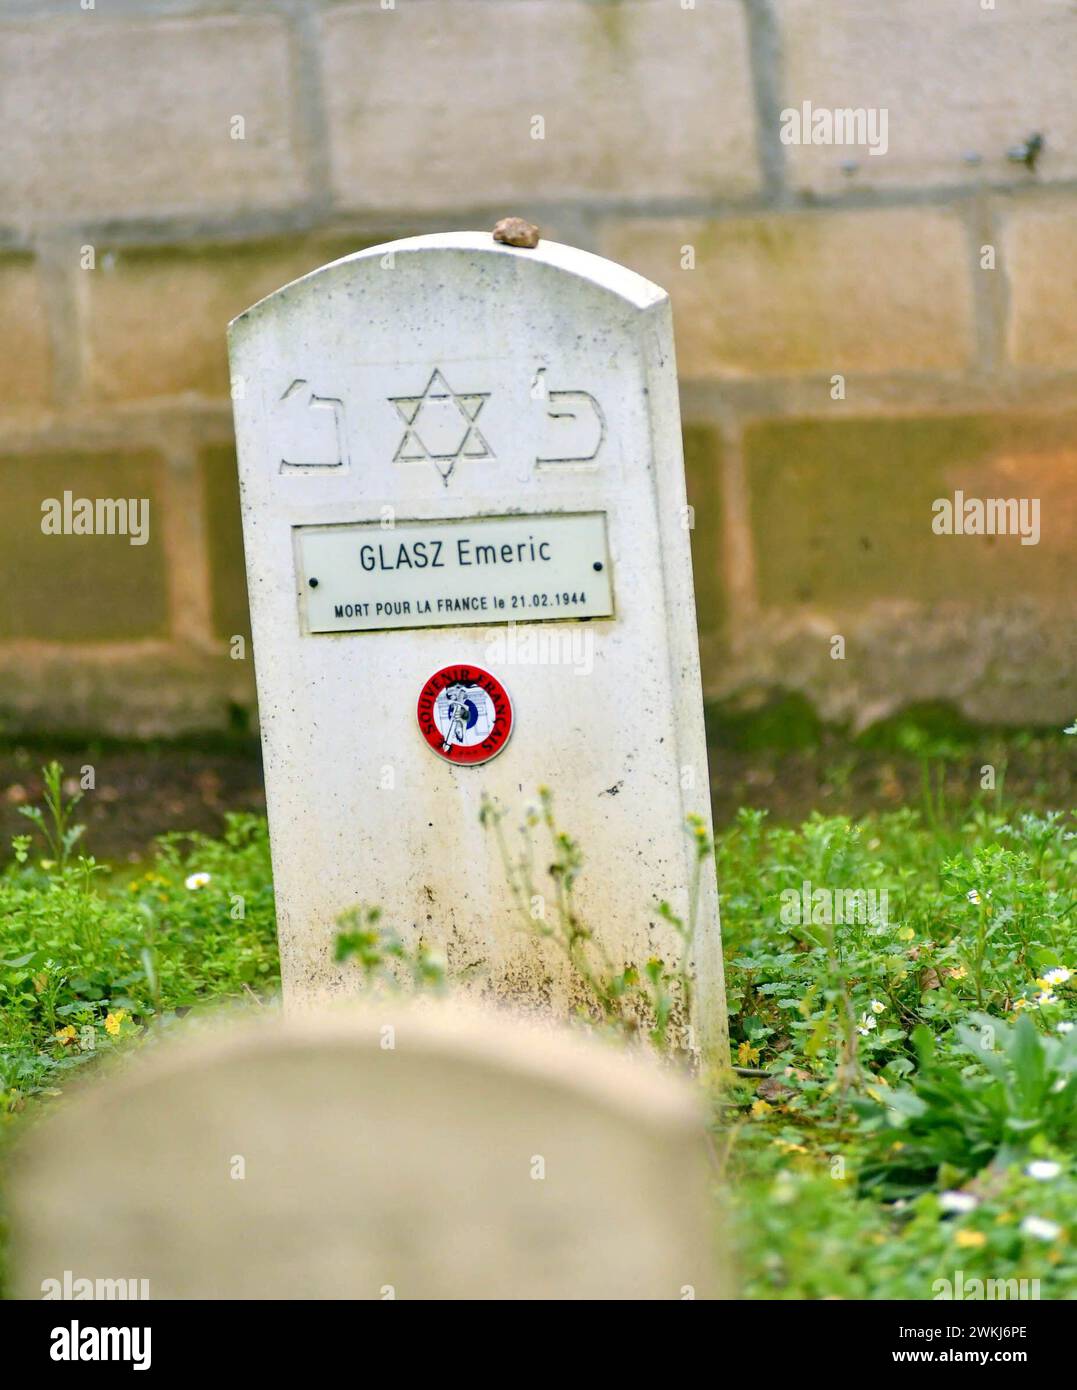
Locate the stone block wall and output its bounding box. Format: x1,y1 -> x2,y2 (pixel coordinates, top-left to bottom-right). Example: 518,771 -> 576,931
2,0 -> 1074,734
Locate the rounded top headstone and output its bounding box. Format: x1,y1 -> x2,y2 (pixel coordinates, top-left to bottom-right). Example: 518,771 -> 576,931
228,230 -> 668,337
9,1003 -> 725,1300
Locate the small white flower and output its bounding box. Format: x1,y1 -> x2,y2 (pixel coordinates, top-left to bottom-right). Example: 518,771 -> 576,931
1057,1021 -> 1074,1035
857,1013 -> 877,1036
1025,1161 -> 1062,1181
1020,1216 -> 1061,1242
940,1191 -> 978,1214
1035,991 -> 1059,1007
185,872 -> 212,891
870,999 -> 885,1014
1041,967 -> 1072,987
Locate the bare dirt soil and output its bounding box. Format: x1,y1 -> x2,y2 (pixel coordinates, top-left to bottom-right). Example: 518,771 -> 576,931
0,742 -> 267,863
0,728 -> 1072,862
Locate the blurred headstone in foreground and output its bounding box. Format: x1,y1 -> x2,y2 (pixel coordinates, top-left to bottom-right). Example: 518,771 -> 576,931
9,1004 -> 723,1300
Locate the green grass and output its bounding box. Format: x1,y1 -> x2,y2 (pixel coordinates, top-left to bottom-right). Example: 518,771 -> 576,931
0,761 -> 1074,1299
716,804 -> 1075,1298
0,808 -> 278,1114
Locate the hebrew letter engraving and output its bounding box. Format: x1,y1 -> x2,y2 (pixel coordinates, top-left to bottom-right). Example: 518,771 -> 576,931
533,369 -> 606,469
278,379 -> 349,473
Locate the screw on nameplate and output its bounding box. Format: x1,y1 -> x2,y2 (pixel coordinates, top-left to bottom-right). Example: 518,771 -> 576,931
492,217 -> 540,249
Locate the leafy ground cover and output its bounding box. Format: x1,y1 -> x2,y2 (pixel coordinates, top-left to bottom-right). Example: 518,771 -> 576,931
717,802 -> 1075,1298
0,745 -> 1073,1299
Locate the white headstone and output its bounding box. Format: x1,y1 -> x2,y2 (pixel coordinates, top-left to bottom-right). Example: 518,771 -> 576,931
10,1005 -> 723,1300
228,232 -> 726,1057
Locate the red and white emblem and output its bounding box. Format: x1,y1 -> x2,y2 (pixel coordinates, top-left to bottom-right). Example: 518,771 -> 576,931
416,665 -> 513,765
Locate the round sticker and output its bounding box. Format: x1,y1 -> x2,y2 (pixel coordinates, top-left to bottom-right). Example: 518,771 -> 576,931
416,665 -> 514,765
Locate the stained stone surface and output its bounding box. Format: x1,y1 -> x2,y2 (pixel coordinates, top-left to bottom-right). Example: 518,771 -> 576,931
228,232 -> 725,1057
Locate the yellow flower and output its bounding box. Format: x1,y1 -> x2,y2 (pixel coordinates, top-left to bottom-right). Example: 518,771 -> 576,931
104,1010 -> 126,1037
54,1025 -> 77,1045
751,1099 -> 773,1117
737,1041 -> 761,1066
955,1229 -> 987,1249
949,965 -> 967,980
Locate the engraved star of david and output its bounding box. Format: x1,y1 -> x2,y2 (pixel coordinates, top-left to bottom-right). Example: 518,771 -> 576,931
388,368 -> 494,485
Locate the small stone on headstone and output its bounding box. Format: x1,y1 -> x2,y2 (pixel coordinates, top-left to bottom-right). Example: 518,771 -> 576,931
492,216 -> 540,248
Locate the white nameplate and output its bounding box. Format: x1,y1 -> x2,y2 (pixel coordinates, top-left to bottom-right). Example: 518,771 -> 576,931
295,511 -> 614,633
